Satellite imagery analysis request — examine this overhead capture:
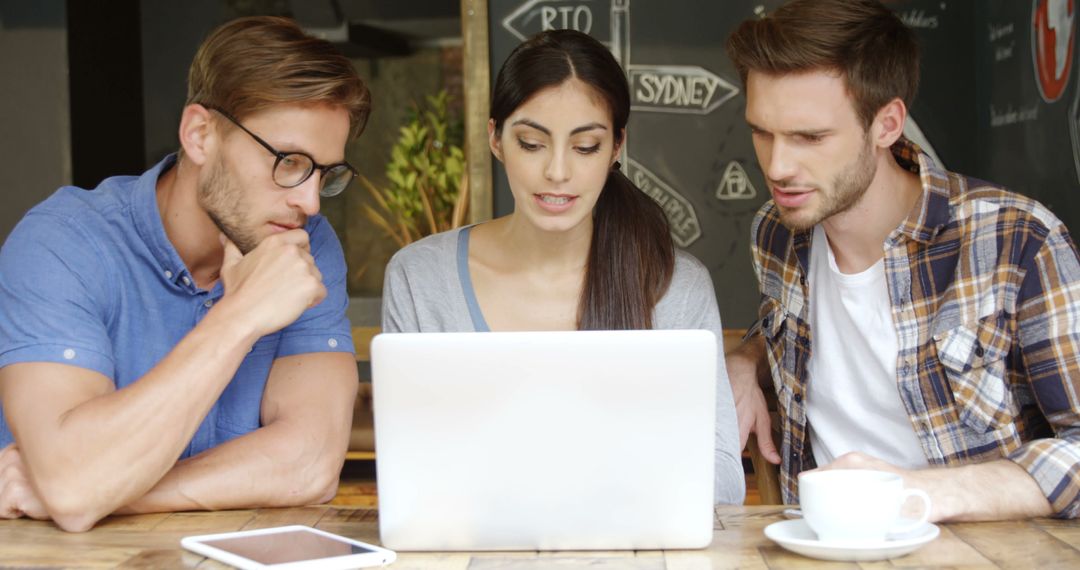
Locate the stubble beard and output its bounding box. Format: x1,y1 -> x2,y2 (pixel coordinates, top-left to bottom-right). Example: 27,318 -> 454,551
198,155 -> 260,254
778,138 -> 878,232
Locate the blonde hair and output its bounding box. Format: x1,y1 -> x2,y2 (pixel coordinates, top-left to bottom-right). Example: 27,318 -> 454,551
186,16 -> 371,138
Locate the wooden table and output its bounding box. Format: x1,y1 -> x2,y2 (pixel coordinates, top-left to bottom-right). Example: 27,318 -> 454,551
2,505 -> 1080,568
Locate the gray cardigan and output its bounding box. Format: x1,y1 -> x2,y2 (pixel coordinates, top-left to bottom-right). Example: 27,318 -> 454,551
381,226 -> 746,505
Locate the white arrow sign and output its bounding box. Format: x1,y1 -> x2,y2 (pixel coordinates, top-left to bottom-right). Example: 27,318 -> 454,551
627,158 -> 701,247
503,0 -> 603,42
628,64 -> 739,115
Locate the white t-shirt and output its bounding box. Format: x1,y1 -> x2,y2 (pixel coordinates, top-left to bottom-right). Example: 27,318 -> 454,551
806,225 -> 928,469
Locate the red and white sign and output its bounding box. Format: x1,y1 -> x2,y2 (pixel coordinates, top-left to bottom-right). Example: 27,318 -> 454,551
1032,0 -> 1075,102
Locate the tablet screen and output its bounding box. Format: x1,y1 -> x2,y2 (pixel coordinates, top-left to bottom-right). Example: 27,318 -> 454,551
201,528 -> 376,565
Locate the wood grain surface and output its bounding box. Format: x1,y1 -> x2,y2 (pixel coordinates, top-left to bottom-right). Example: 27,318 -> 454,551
2,505 -> 1078,568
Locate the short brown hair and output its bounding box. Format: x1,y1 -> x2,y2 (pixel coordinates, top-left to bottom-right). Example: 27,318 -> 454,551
726,0 -> 918,129
187,16 -> 371,138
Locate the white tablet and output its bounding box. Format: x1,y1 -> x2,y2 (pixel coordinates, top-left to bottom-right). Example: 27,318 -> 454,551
181,525 -> 396,569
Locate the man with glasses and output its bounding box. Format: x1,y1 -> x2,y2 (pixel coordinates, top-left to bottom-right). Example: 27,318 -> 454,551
0,17 -> 371,531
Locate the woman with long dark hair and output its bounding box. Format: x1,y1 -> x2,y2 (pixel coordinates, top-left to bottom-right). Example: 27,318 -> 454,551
382,29 -> 744,504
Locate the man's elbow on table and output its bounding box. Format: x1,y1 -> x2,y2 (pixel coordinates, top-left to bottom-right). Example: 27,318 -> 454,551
38,490 -> 110,533
270,449 -> 344,508
29,460 -> 143,532
306,453 -> 346,506
274,469 -> 340,508
52,512 -> 100,533
313,472 -> 341,505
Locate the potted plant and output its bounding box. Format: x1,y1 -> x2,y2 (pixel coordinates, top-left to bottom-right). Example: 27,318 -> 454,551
360,90 -> 469,247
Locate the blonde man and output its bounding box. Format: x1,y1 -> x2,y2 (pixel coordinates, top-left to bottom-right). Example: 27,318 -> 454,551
0,17 -> 371,531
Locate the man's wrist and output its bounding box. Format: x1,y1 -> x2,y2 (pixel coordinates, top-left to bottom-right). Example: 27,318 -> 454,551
903,468 -> 956,522
198,300 -> 263,350
726,337 -> 768,388
903,461 -> 1053,522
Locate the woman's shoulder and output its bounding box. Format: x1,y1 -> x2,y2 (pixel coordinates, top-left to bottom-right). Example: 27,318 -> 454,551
659,248 -> 716,308
387,226 -> 467,272
654,248 -> 721,330
671,248 -> 711,288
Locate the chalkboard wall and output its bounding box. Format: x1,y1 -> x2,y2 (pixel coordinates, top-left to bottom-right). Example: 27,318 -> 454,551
487,0 -> 1080,329
976,1 -> 1080,233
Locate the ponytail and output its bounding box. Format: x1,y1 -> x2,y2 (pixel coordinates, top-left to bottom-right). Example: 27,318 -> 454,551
578,164 -> 675,330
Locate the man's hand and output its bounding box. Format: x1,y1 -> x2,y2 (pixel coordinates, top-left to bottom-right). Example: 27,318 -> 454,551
817,452 -> 944,520
815,451 -> 902,474
726,338 -> 780,464
0,444 -> 49,520
217,230 -> 327,338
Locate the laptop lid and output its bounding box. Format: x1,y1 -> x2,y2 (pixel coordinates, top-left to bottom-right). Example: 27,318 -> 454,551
372,330 -> 717,551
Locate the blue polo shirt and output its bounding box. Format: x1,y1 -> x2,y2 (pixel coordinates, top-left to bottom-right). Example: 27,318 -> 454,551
0,155 -> 354,457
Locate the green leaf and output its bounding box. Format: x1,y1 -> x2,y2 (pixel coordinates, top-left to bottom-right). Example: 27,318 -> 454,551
358,88 -> 468,244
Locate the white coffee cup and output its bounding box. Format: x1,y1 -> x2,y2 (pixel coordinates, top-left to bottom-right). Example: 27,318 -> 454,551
798,469 -> 931,543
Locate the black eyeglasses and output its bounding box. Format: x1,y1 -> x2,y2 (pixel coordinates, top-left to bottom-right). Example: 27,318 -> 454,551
206,106 -> 357,197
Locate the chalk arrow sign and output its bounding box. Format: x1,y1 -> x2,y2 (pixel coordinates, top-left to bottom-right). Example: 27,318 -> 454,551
627,158 -> 702,247
502,0 -> 607,42
628,64 -> 739,115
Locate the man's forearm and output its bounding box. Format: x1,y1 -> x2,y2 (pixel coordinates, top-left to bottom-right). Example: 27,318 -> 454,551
825,453 -> 1054,521
726,335 -> 769,389
914,459 -> 1053,522
726,335 -> 780,460
118,416 -> 347,515
119,351 -> 358,516
7,306 -> 260,530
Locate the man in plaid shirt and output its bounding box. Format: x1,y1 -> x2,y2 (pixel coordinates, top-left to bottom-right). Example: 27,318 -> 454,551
725,0 -> 1080,520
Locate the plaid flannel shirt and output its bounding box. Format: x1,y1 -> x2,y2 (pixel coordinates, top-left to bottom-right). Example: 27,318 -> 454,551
747,138 -> 1080,517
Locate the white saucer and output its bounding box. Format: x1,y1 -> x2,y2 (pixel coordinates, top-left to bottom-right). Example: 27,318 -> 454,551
763,518 -> 940,562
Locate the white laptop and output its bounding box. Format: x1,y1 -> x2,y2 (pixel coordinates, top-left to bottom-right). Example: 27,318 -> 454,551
371,329 -> 717,551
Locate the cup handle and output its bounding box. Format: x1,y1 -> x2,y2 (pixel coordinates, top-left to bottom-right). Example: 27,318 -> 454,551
888,488 -> 932,536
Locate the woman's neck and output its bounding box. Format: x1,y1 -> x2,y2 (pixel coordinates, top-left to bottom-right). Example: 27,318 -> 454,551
466,213 -> 593,331
477,213 -> 593,275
